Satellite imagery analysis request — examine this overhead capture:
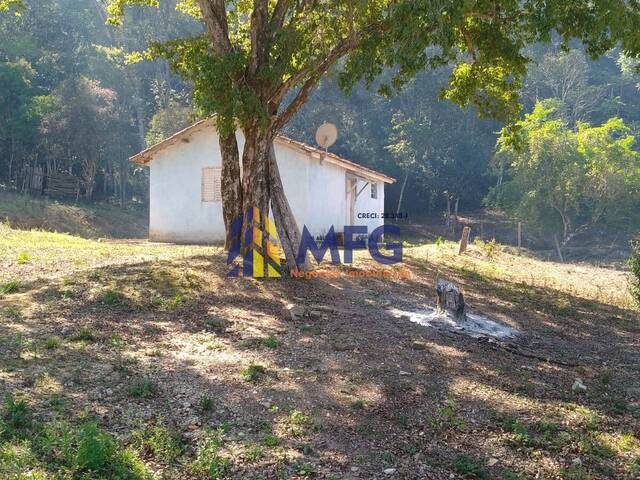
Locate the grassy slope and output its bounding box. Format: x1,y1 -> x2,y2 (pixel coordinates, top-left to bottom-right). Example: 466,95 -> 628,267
0,227 -> 638,479
0,190 -> 148,239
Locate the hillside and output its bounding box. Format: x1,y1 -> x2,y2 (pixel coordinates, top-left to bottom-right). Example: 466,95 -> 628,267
1,226 -> 638,479
0,190 -> 148,239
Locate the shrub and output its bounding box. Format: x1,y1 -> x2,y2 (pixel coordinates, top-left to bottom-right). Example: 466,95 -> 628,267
630,241 -> 640,306
454,454 -> 488,479
131,425 -> 182,463
192,429 -> 230,479
241,364 -> 266,382
76,423 -> 114,472
71,327 -> 97,343
199,396 -> 214,412
43,336 -> 62,350
128,379 -> 158,399
16,252 -> 31,265
263,434 -> 279,447
99,289 -> 126,306
2,394 -> 31,436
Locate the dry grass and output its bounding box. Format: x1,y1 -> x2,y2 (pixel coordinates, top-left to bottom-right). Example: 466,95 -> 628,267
0,226 -> 638,479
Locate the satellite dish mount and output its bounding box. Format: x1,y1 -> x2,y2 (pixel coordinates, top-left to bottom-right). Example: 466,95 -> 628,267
315,122 -> 338,159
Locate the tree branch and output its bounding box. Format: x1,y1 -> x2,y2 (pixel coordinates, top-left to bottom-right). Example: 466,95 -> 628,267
196,0 -> 232,55
249,0 -> 270,78
270,0 -> 292,32
271,31 -> 363,131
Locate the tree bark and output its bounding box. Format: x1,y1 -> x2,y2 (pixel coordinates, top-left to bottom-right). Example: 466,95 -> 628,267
219,131 -> 243,249
241,127 -> 271,216
268,142 -> 307,272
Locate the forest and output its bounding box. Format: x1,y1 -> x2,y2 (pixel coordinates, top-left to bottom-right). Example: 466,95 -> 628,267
1,0 -> 640,246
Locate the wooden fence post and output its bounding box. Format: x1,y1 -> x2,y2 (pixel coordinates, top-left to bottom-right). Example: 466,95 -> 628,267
458,226 -> 471,255
517,222 -> 522,248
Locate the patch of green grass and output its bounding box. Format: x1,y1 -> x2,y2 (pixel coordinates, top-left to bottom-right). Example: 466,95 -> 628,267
262,335 -> 280,349
131,425 -> 183,463
577,434 -> 616,460
154,293 -> 186,310
350,400 -> 365,410
263,434 -> 279,447
205,315 -> 228,332
3,305 -> 22,320
71,327 -> 97,343
2,394 -> 31,435
503,471 -> 535,480
42,336 -> 62,350
453,455 -> 487,478
502,416 -> 532,447
199,396 -> 215,412
191,428 -> 230,479
15,252 -> 31,265
560,466 -> 592,480
241,364 -> 267,382
98,289 -> 127,306
428,397 -> 465,431
0,397 -> 152,479
283,410 -> 314,437
296,463 -> 316,477
244,443 -> 264,462
128,379 -> 158,399
1,280 -> 21,295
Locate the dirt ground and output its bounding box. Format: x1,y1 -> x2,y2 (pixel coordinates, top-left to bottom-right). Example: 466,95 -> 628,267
0,225 -> 639,479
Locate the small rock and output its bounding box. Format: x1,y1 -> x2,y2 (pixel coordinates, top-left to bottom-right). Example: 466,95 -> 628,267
308,310 -> 323,318
285,304 -> 306,321
399,371 -> 411,376
572,457 -> 582,467
351,466 -> 359,472
384,468 -> 397,475
487,458 -> 499,466
572,378 -> 587,393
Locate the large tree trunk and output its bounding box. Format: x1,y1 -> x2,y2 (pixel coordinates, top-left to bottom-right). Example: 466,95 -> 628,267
239,126 -> 272,271
268,143 -> 307,272
241,126 -> 271,219
219,131 -> 243,249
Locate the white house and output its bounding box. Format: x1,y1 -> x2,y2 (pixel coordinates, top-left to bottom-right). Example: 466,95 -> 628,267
130,118 -> 395,244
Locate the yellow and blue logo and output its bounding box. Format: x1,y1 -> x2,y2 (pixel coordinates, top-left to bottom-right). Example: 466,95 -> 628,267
227,207 -> 284,278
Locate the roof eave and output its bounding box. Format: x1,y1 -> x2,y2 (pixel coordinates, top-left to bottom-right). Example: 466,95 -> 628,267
130,119 -> 396,184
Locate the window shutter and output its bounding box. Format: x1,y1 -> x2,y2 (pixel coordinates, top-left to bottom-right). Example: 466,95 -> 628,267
202,167 -> 222,202
371,182 -> 378,199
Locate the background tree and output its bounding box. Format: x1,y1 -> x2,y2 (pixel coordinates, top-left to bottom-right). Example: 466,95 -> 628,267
40,77 -> 119,199
488,100 -> 640,245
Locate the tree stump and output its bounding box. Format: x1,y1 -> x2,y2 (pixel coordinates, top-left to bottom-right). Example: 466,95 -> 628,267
436,280 -> 466,320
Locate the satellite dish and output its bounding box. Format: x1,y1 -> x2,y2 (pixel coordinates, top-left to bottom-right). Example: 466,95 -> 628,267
315,122 -> 338,150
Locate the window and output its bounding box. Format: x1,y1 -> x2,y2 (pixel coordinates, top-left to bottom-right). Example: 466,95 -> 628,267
370,182 -> 378,199
202,167 -> 222,202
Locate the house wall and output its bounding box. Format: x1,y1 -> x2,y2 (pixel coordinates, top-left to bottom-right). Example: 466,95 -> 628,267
148,127 -> 386,244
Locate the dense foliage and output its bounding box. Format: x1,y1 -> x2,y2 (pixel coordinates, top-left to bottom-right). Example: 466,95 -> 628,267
0,0 -> 200,204
488,100 -> 640,244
